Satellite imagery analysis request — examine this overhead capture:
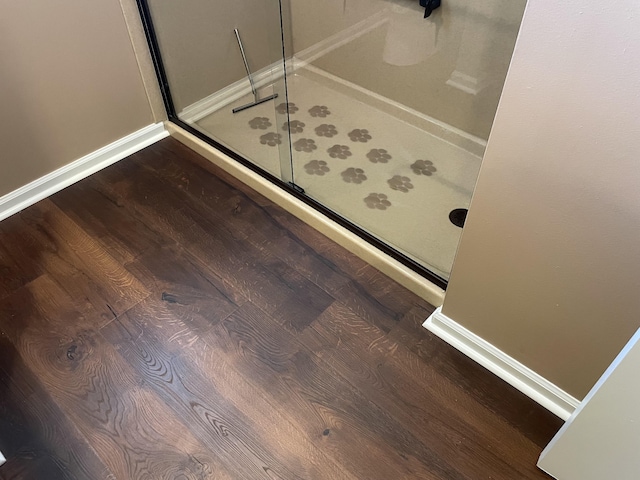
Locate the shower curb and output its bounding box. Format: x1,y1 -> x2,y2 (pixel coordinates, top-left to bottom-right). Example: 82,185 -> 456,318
424,306 -> 580,420
167,122 -> 446,307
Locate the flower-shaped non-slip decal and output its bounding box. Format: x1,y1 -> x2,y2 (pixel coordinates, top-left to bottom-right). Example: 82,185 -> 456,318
348,129 -> 372,143
293,138 -> 317,152
410,159 -> 437,176
276,102 -> 299,114
388,175 -> 414,193
315,124 -> 338,138
259,132 -> 282,146
364,193 -> 391,210
366,149 -> 392,164
282,120 -> 305,133
304,160 -> 330,176
341,167 -> 367,184
309,105 -> 331,118
249,117 -> 272,130
327,144 -> 352,159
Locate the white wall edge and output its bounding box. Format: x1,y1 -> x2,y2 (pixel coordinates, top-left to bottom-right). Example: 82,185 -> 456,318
424,306 -> 580,420
0,123 -> 168,222
538,326 -> 640,472
0,450 -> 5,467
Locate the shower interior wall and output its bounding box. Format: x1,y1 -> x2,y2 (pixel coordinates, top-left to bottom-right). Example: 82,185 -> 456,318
289,0 -> 526,140
154,0 -> 525,142
146,0 -> 286,113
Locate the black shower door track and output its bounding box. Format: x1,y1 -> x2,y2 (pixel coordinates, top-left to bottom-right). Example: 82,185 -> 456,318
134,0 -> 448,291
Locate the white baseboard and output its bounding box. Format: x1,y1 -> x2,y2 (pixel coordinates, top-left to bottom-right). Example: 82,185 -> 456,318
423,307 -> 580,420
0,123 -> 168,222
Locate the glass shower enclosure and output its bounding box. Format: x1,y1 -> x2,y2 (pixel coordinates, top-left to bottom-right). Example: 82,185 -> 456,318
137,0 -> 527,286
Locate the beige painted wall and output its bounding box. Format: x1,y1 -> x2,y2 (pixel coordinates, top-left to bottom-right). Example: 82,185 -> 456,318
290,0 -> 526,139
146,0 -> 285,113
0,0 -> 154,198
442,0 -> 640,399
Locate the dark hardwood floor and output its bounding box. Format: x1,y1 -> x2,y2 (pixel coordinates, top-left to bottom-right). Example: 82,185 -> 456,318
0,138 -> 561,479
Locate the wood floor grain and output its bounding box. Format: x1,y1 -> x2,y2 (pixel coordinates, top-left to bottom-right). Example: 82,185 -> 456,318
0,138 -> 562,479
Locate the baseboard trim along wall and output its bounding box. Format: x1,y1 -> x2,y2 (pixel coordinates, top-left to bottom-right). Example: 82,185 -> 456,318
424,307 -> 581,420
0,123 -> 168,222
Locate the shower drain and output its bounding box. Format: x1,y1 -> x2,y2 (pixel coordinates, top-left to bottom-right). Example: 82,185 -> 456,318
449,208 -> 468,228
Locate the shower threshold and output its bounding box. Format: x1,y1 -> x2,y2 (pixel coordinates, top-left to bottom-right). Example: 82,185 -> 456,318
179,65 -> 482,282
166,120 -> 447,306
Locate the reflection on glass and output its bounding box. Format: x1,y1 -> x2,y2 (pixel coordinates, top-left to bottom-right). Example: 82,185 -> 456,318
142,0 -> 526,281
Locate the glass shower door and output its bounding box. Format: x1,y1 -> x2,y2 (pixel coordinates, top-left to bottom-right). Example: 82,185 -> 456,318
138,0 -> 527,285
142,0 -> 294,183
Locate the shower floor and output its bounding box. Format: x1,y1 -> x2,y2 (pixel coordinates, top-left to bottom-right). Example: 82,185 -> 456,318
190,69 -> 482,279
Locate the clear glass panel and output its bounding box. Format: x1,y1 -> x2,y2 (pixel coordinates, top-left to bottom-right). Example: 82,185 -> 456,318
145,0 -> 293,181
284,0 -> 526,279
